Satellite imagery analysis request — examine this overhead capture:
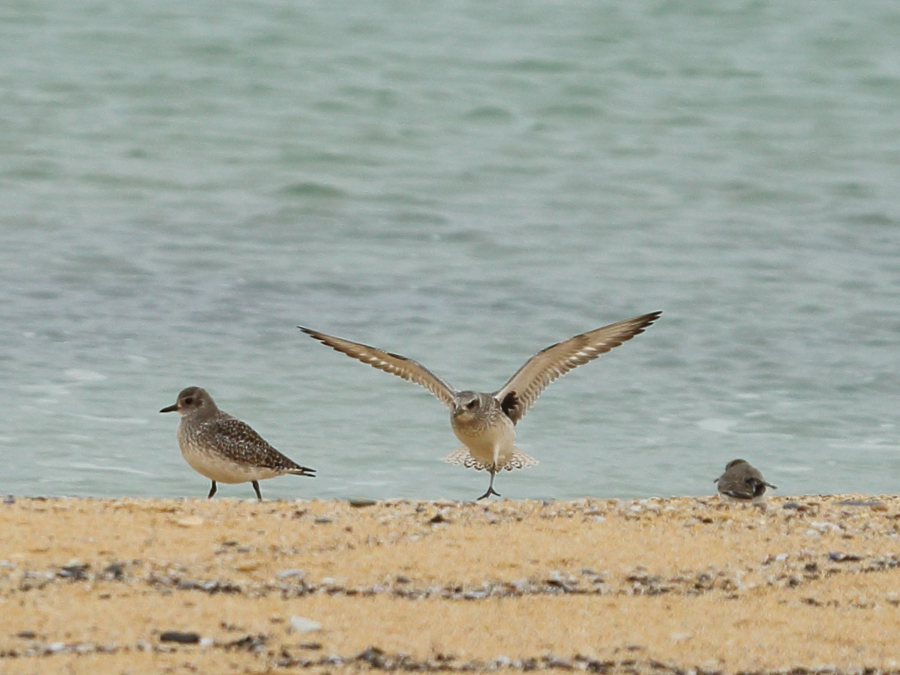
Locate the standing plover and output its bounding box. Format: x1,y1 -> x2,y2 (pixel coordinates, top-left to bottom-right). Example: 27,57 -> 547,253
300,312 -> 660,500
714,459 -> 776,507
160,387 -> 315,500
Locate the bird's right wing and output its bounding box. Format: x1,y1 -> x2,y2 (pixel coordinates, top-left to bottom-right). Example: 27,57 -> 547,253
494,311 -> 662,424
299,327 -> 457,408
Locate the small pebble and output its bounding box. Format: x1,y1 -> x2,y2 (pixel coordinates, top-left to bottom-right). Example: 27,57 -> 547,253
836,499 -> 883,508
175,516 -> 204,528
289,616 -> 322,633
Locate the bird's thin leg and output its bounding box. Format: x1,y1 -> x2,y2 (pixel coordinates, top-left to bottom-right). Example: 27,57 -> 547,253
477,469 -> 501,500
207,481 -> 217,499
252,480 -> 262,501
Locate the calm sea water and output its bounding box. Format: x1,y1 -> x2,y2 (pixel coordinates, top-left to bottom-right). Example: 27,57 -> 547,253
2,1 -> 900,501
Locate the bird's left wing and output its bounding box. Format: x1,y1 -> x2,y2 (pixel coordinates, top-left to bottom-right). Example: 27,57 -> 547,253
494,311 -> 661,424
299,327 -> 457,408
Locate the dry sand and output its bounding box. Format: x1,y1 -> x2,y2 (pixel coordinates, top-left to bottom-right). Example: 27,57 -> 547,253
2,494 -> 900,674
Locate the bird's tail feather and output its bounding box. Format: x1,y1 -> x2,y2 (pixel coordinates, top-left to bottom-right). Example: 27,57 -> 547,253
443,446 -> 538,471
287,466 -> 316,478
444,446 -> 475,467
507,447 -> 539,470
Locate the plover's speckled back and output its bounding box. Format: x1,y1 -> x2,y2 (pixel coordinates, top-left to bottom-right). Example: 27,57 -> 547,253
300,311 -> 660,500
160,386 -> 315,500
714,459 -> 776,508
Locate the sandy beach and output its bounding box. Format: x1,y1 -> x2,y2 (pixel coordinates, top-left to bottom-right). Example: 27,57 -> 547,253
2,495 -> 900,674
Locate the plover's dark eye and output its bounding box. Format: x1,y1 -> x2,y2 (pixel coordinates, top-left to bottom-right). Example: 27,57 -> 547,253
184,397 -> 194,406
466,399 -> 478,410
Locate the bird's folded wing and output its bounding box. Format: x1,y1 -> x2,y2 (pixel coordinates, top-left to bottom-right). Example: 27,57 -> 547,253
299,327 -> 457,408
494,311 -> 661,424
210,418 -> 281,467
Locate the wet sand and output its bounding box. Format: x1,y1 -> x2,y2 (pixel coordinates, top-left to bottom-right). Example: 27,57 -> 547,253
2,495 -> 900,674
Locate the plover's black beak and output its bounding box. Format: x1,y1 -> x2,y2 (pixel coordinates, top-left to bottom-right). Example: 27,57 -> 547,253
159,404 -> 179,413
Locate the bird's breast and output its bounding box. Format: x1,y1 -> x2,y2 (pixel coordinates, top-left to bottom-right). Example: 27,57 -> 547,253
450,411 -> 516,454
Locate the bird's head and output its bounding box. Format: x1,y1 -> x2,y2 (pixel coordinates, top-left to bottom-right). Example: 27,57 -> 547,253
159,386 -> 216,418
452,391 -> 484,420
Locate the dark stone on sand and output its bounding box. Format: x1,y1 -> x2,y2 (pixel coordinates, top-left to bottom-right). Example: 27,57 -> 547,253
102,562 -> 125,580
828,552 -> 862,562
175,579 -> 242,594
159,631 -> 200,644
225,634 -> 267,651
57,564 -> 90,581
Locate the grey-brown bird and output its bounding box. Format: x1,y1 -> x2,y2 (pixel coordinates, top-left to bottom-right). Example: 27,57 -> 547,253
300,312 -> 660,500
160,387 -> 315,500
714,459 -> 776,507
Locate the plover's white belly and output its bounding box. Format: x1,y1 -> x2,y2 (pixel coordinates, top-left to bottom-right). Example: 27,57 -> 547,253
452,416 -> 517,468
179,443 -> 281,484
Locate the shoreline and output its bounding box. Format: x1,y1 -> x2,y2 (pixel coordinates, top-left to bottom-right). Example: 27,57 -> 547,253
2,495 -> 900,674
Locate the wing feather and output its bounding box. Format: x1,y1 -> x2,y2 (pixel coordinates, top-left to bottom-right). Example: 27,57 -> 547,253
299,327 -> 457,408
494,311 -> 661,424
207,417 -> 310,472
